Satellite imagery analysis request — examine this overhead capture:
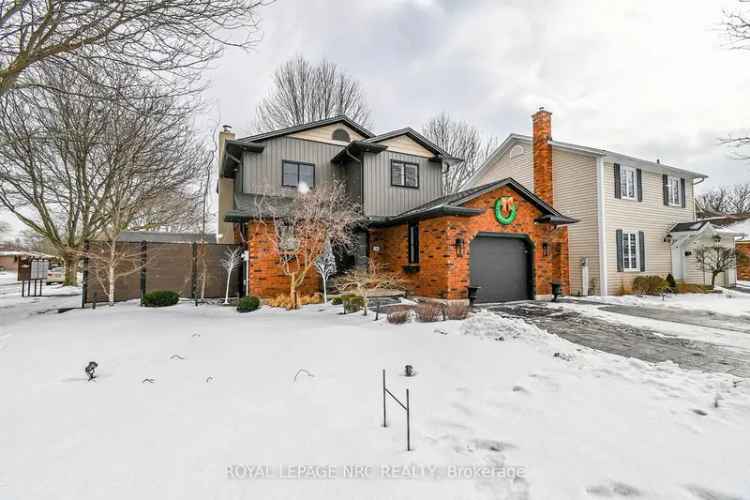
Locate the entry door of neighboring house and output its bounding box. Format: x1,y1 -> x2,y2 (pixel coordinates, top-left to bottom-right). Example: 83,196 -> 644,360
469,235 -> 531,303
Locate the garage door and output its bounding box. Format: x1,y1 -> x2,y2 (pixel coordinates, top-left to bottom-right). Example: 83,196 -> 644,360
469,235 -> 531,303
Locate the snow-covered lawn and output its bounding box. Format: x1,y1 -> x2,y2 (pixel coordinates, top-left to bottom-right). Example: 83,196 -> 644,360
579,288 -> 750,317
0,300 -> 749,499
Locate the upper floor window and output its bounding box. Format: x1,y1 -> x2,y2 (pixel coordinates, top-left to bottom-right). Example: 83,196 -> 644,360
667,176 -> 681,206
282,160 -> 315,189
331,128 -> 351,142
620,166 -> 637,200
391,160 -> 419,188
621,231 -> 640,272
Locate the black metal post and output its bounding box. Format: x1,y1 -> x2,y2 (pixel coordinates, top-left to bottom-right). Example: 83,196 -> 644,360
140,241 -> 147,305
375,300 -> 380,321
382,369 -> 387,427
81,240 -> 89,308
93,292 -> 97,310
406,388 -> 411,451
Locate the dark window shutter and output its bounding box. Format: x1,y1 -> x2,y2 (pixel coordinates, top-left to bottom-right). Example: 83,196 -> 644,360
680,178 -> 686,208
662,175 -> 669,206
616,229 -> 624,272
614,163 -> 622,199
636,169 -> 643,202
638,231 -> 646,272
408,223 -> 419,264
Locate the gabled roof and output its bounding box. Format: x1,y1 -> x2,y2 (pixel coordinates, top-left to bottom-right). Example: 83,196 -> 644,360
466,133 -> 708,188
362,127 -> 460,161
371,178 -> 578,227
235,115 -> 374,144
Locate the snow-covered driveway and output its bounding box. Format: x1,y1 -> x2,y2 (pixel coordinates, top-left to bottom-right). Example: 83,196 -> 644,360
1,297 -> 749,499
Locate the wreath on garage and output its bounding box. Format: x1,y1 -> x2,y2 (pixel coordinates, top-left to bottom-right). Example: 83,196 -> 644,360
494,196 -> 518,225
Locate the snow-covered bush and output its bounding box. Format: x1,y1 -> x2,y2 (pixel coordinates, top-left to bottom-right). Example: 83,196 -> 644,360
387,310 -> 410,324
415,302 -> 442,322
143,290 -> 179,307
446,303 -> 470,320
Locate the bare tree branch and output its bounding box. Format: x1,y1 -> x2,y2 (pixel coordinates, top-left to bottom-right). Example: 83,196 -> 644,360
421,112 -> 498,193
254,56 -> 372,132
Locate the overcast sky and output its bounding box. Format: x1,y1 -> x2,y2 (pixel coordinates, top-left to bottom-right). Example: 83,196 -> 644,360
2,0 -> 750,237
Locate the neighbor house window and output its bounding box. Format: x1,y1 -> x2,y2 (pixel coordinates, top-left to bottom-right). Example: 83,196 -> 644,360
667,176 -> 681,206
621,231 -> 640,272
408,223 -> 419,264
620,166 -> 637,200
331,128 -> 351,142
282,160 -> 315,189
391,160 -> 419,188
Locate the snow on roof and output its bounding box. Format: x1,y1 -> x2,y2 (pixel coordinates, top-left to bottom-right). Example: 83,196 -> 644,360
725,218 -> 750,241
0,250 -> 56,258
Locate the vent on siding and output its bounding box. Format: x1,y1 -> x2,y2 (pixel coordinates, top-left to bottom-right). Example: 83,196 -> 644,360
509,144 -> 525,159
332,128 -> 351,143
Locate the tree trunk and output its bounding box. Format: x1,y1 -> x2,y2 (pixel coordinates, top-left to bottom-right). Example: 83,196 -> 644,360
224,269 -> 231,304
108,264 -> 116,305
290,274 -> 298,310
63,254 -> 78,286
711,271 -> 720,288
322,277 -> 327,303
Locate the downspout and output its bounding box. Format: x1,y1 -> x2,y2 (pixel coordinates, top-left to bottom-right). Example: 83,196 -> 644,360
595,156 -> 609,296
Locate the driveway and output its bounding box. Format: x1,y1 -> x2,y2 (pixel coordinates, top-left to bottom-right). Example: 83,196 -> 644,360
487,302 -> 750,378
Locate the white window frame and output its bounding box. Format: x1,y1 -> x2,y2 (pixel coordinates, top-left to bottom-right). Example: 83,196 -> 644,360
667,176 -> 681,207
620,166 -> 637,200
621,230 -> 640,272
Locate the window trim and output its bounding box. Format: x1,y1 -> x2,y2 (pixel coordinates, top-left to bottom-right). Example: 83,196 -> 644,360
390,159 -> 420,189
620,165 -> 638,200
281,160 -> 316,189
407,222 -> 419,264
667,175 -> 681,207
621,230 -> 640,272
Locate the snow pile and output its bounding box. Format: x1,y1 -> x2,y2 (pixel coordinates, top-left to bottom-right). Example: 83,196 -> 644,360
580,289 -> 750,317
460,310 -> 545,341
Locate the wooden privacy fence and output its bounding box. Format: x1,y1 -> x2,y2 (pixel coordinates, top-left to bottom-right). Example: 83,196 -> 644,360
82,240 -> 243,305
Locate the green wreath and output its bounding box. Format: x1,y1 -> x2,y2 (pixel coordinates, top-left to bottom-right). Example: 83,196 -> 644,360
495,197 -> 517,225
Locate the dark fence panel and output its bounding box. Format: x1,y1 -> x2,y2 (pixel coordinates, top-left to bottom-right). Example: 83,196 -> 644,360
84,241 -> 242,304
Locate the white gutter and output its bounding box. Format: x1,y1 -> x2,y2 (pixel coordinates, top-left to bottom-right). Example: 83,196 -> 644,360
595,156 -> 609,296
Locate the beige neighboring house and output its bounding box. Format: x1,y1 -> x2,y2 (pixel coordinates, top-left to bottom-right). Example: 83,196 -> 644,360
465,108 -> 732,295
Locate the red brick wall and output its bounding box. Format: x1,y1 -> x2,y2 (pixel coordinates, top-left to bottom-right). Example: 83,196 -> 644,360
738,242 -> 750,281
370,185 -> 570,300
246,222 -> 321,298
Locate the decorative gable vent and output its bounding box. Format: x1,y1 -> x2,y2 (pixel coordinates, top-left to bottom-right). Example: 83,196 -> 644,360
509,144 -> 525,159
332,128 -> 351,142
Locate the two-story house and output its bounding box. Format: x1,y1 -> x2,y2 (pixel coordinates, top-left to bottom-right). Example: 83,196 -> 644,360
217,115 -> 576,303
466,108 -> 739,295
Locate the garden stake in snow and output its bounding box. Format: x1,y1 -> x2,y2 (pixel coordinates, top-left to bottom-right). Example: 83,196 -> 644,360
381,369 -> 412,451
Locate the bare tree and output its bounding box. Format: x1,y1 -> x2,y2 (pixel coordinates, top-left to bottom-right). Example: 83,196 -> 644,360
422,112 -> 498,193
696,182 -> 750,215
0,64 -> 206,285
333,261 -> 405,315
255,56 -> 372,131
221,247 -> 242,304
314,238 -> 336,303
256,182 -> 361,309
0,220 -> 9,236
0,0 -> 266,97
695,243 -> 748,288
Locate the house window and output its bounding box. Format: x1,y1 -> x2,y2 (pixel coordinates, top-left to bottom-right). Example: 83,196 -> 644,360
282,160 -> 315,189
408,223 -> 419,264
278,223 -> 298,253
620,166 -> 637,200
331,128 -> 351,142
391,160 -> 419,188
622,231 -> 640,272
509,144 -> 525,159
667,176 -> 681,206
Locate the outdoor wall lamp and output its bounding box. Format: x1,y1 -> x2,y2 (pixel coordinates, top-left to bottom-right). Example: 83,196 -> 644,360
713,235 -> 722,244
663,234 -> 673,244
542,242 -> 550,257
454,238 -> 465,257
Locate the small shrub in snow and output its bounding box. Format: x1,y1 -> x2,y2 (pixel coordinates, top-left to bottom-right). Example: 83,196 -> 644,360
237,296 -> 260,313
446,303 -> 470,320
632,276 -> 669,296
676,282 -> 709,294
330,296 -> 344,305
387,310 -> 410,324
342,294 -> 365,313
266,294 -> 294,309
143,290 -> 179,307
415,302 -> 442,322
299,293 -> 322,305
666,273 -> 677,290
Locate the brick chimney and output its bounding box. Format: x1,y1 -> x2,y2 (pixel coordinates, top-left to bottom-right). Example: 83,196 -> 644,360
532,107 -> 553,206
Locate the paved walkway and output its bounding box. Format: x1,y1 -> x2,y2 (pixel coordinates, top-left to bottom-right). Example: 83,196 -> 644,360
599,304 -> 750,334
487,302 -> 750,378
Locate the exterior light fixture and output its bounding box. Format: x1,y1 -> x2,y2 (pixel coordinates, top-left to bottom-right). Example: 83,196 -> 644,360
542,242 -> 550,257
454,238 -> 465,257
713,235 -> 722,244
664,234 -> 673,244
